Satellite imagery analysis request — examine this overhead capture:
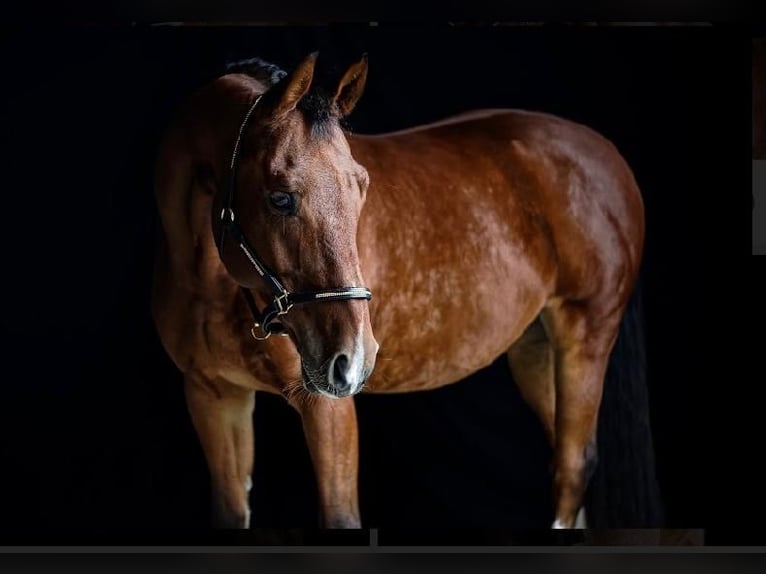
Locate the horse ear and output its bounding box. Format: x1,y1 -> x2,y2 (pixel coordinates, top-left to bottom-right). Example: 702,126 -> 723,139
272,51 -> 319,119
333,53 -> 368,118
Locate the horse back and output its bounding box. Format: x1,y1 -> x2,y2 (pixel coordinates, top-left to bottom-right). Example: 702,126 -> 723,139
352,109 -> 644,304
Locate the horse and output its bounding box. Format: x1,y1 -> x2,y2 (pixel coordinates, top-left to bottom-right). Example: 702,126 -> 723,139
151,51 -> 659,530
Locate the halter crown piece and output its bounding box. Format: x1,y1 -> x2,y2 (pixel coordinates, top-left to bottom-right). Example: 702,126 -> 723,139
217,94 -> 373,341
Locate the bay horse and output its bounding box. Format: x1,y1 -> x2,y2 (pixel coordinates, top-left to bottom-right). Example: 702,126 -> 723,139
151,52 -> 656,529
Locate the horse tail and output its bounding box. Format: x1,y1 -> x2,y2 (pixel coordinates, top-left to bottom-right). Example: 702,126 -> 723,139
584,277 -> 665,528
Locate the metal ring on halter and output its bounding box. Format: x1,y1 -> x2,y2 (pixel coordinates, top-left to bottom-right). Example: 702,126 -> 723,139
250,322 -> 271,341
250,321 -> 290,340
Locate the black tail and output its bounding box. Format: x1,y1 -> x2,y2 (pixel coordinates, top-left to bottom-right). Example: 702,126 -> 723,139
584,278 -> 665,528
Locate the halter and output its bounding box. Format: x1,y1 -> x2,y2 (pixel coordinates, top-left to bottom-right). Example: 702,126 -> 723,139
217,94 -> 373,340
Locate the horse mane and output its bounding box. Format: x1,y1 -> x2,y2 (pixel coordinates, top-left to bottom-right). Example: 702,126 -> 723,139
224,56 -> 343,135
225,57 -> 288,87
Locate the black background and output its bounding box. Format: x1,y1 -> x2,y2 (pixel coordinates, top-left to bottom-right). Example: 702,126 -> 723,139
0,24 -> 746,541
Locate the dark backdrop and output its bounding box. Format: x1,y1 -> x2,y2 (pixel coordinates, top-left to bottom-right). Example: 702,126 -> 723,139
0,24 -> 742,540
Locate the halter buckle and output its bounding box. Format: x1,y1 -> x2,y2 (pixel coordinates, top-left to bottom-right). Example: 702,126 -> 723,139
274,290 -> 293,315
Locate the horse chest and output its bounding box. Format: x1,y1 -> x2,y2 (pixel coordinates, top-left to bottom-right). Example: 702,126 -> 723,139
176,302 -> 274,392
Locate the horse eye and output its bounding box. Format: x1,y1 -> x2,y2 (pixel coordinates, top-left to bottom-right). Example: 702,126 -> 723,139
268,192 -> 296,214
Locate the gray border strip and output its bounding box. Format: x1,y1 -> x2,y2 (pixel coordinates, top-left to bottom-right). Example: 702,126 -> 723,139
0,546 -> 763,554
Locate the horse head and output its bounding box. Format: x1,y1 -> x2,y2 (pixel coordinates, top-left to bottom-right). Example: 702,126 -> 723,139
215,52 -> 378,398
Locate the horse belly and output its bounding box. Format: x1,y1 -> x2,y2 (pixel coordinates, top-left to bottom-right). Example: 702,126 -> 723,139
364,238 -> 551,394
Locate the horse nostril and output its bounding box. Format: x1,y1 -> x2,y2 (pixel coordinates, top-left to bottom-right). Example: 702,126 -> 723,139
332,353 -> 351,390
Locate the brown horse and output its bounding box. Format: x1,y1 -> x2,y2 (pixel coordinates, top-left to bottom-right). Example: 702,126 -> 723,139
152,52 -> 648,529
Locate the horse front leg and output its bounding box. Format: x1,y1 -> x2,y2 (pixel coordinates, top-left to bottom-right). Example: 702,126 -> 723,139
291,396 -> 361,528
184,372 -> 255,528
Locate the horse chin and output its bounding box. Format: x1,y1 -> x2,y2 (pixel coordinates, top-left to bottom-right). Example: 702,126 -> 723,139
302,380 -> 359,399
301,369 -> 363,399
302,377 -> 325,396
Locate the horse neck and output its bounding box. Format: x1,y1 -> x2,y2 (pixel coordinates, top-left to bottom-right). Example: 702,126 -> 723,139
187,75 -> 269,180
345,131 -> 419,214
344,133 -> 405,289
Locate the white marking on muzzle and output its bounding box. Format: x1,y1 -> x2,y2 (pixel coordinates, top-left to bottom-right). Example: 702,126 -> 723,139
345,326 -> 366,394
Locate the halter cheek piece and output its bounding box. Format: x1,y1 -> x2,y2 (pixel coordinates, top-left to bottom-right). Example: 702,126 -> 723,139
217,94 -> 373,341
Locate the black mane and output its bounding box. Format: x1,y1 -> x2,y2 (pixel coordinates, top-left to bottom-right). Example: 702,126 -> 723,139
225,57 -> 288,87
224,56 -> 342,134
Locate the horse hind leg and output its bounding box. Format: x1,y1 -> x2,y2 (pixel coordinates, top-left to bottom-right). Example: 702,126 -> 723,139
507,313 -> 598,529
541,300 -> 621,529
507,316 -> 556,447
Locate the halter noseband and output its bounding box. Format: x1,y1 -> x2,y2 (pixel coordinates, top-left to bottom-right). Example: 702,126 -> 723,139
217,94 -> 373,340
